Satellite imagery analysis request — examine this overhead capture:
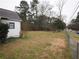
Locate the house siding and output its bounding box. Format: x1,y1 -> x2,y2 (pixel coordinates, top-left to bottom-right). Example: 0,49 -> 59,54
1,20 -> 21,38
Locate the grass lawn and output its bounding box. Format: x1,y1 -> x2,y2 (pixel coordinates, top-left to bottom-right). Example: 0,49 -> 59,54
0,31 -> 72,59
69,31 -> 79,41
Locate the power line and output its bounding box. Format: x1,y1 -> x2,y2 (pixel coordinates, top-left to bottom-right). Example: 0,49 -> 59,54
70,0 -> 79,18
70,0 -> 79,20
56,0 -> 79,20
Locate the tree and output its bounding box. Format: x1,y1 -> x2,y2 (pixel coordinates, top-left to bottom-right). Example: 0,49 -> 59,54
70,19 -> 76,24
35,1 -> 54,29
16,0 -> 29,22
75,12 -> 79,22
52,19 -> 66,31
30,0 -> 54,30
38,1 -> 53,16
30,0 -> 39,18
68,12 -> 79,30
56,0 -> 67,21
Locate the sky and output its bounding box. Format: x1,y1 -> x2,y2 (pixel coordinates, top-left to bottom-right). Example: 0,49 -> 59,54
0,0 -> 79,24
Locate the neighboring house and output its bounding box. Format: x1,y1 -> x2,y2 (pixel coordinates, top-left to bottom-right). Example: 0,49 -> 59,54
0,8 -> 22,38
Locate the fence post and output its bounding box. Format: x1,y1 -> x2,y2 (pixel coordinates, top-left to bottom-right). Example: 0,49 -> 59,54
77,42 -> 79,59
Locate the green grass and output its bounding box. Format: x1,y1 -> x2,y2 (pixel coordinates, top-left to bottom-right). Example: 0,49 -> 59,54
0,31 -> 72,59
69,31 -> 79,40
0,52 -> 5,59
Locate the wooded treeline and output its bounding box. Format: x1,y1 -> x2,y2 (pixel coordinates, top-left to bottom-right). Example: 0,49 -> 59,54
68,12 -> 79,31
15,0 -> 66,31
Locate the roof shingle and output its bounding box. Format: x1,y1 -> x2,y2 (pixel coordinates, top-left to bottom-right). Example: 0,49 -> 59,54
0,8 -> 21,21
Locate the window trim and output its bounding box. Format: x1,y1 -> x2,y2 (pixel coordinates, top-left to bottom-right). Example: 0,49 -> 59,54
8,22 -> 15,29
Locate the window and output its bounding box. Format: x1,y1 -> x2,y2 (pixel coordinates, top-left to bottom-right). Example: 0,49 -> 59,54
1,17 -> 8,20
9,22 -> 15,29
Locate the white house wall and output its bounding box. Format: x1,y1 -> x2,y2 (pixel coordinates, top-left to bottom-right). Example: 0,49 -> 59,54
1,20 -> 21,38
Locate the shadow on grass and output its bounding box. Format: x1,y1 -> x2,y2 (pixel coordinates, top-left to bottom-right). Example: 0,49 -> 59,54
6,37 -> 20,43
6,36 -> 31,43
0,35 -> 31,44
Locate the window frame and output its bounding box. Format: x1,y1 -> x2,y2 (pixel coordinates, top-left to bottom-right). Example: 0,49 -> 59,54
8,22 -> 15,29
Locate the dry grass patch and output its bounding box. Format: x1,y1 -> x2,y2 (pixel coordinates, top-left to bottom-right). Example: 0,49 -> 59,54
0,31 -> 71,59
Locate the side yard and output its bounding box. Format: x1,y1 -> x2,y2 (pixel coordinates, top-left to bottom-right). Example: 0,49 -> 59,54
69,31 -> 79,41
0,31 -> 72,59
67,30 -> 79,59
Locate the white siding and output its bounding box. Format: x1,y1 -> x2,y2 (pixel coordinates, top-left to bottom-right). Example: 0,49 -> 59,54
1,20 -> 21,38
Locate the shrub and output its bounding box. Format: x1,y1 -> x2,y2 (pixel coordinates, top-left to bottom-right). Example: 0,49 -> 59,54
52,19 -> 66,31
0,23 -> 9,43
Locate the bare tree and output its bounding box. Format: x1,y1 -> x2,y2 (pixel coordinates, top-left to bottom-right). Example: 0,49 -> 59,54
38,1 -> 53,16
56,0 -> 67,21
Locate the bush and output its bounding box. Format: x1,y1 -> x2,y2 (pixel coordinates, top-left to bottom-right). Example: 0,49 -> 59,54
52,19 -> 66,31
0,23 -> 9,43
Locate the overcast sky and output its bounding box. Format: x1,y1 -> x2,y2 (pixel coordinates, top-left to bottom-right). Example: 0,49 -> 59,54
0,0 -> 79,24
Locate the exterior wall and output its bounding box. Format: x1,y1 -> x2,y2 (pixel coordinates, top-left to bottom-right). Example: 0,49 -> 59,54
1,20 -> 21,38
